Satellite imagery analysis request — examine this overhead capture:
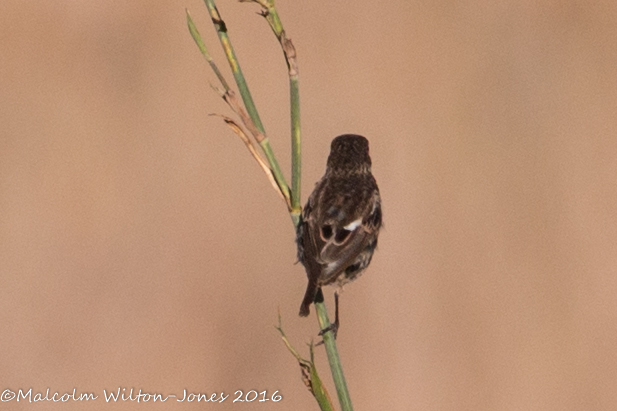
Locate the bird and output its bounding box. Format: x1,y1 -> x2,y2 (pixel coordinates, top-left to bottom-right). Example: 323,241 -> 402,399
296,134 -> 382,333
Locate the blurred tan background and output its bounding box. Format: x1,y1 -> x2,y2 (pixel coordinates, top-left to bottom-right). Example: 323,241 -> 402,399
2,1 -> 617,410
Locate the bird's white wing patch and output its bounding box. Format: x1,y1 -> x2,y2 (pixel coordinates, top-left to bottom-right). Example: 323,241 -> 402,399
344,218 -> 362,231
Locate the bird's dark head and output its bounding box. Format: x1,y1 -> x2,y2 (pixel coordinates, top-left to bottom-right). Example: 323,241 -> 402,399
326,134 -> 372,174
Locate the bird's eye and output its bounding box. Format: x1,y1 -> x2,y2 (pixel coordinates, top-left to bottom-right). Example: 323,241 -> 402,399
321,225 -> 333,240
334,229 -> 351,244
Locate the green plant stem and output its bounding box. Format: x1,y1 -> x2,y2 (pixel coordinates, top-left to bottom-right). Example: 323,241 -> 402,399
252,0 -> 301,221
203,0 -> 290,204
204,0 -> 263,132
186,10 -> 230,90
315,300 -> 354,411
290,76 -> 301,221
189,3 -> 353,409
254,3 -> 352,410
276,315 -> 334,411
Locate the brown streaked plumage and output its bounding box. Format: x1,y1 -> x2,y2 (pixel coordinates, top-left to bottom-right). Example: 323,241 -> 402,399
297,134 -> 382,318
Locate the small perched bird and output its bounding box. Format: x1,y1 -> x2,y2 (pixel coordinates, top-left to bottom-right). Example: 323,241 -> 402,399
296,134 -> 382,328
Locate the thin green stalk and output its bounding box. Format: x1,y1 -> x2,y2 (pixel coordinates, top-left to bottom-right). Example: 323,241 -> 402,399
315,300 -> 354,411
249,3 -> 352,410
276,314 -> 334,411
188,3 -> 353,409
204,0 -> 263,132
186,10 -> 230,91
290,76 -> 301,219
248,0 -> 301,219
203,0 -> 290,203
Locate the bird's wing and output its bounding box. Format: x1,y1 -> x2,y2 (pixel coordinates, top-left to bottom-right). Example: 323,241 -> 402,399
313,190 -> 381,282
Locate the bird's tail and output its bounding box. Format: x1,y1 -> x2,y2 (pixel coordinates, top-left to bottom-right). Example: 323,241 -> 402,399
299,281 -> 319,317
